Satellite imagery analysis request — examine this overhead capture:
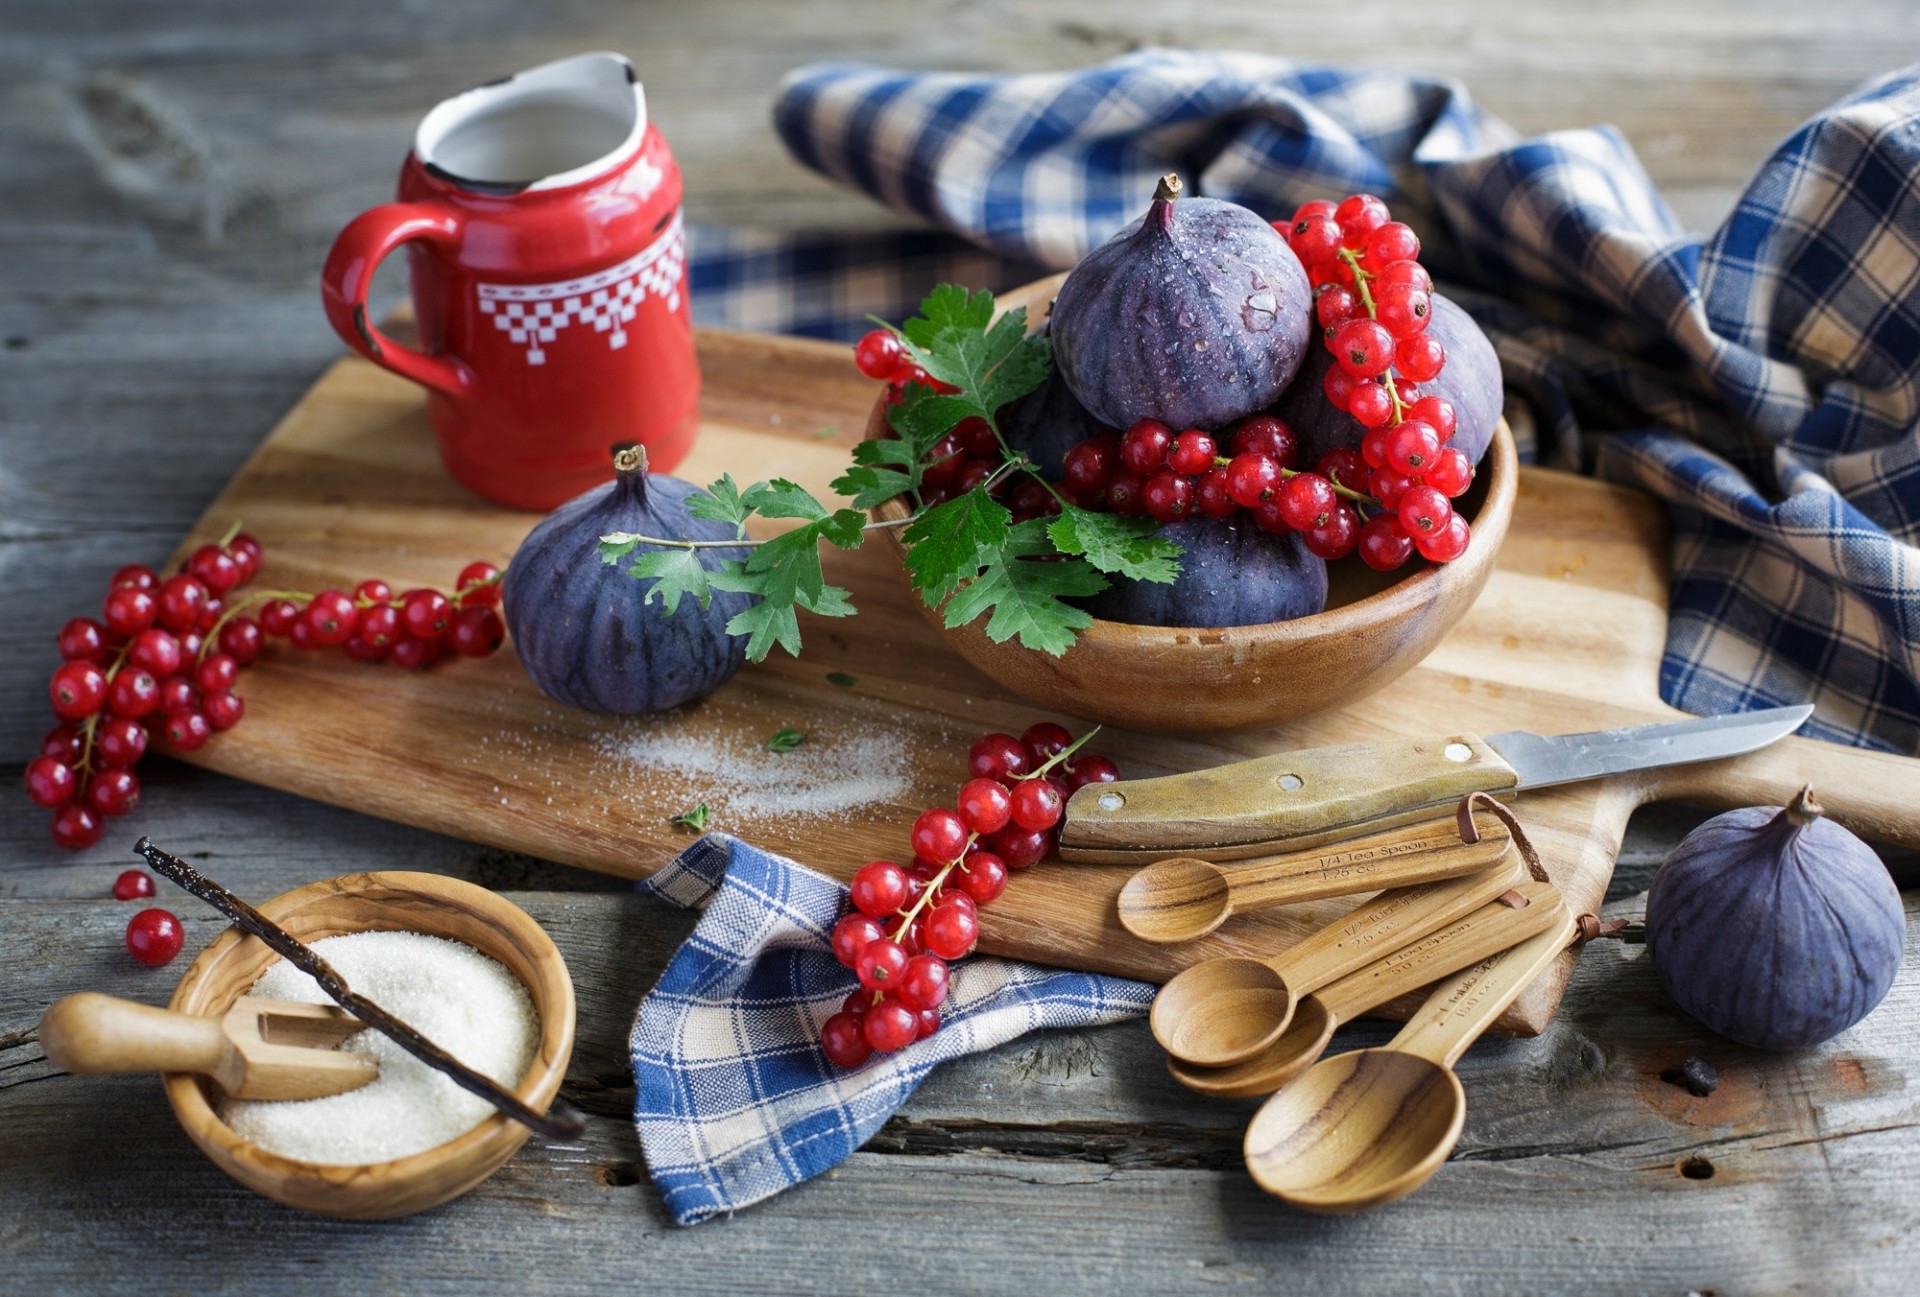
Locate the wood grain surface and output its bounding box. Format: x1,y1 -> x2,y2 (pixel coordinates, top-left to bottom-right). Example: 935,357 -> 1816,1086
6,2 -> 1920,1293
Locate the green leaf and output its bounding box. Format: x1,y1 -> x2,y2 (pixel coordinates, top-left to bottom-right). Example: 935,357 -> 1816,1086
625,547 -> 714,613
687,475 -> 751,536
765,727 -> 805,753
599,535 -> 641,565
670,802 -> 711,831
741,479 -> 832,523
901,489 -> 1012,602
830,463 -> 915,511
896,284 -> 994,349
719,594 -> 803,661
939,519 -> 1108,657
1048,505 -> 1183,584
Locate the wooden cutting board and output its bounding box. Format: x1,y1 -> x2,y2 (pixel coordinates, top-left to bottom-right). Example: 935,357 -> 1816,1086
168,329 -> 1920,1034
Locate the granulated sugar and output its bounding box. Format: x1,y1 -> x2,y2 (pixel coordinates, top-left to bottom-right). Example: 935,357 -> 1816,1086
593,722 -> 914,822
218,931 -> 537,1166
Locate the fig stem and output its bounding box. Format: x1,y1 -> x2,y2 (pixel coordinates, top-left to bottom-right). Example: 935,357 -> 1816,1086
1153,174 -> 1183,204
613,444 -> 649,475
1784,784 -> 1824,828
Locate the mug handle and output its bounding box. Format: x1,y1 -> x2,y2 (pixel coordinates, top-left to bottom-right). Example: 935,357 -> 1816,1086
320,201 -> 474,399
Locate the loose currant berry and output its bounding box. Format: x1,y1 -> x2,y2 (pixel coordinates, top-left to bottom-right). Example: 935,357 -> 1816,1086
390,633 -> 441,670
125,908 -> 185,967
1289,213 -> 1343,265
1395,334 -> 1446,382
448,606 -> 505,657
157,675 -> 198,714
1316,448 -> 1371,494
924,902 -> 980,960
1105,473 -> 1146,517
58,617 -> 110,663
1334,194 -> 1391,245
1142,470 -> 1193,523
107,668 -> 161,719
195,653 -> 239,694
1120,420 -> 1174,476
1417,512 -> 1473,562
820,1011 -> 874,1068
1277,473 -> 1340,532
1406,395 -> 1458,442
96,715 -> 149,767
910,808 -> 969,866
103,587 -> 158,637
1228,416 -> 1298,469
833,913 -> 887,968
400,589 -> 453,638
112,869 -> 156,901
968,733 -> 1030,785
259,598 -> 299,637
127,628 -> 182,678
956,778 -> 1013,836
1063,753 -> 1120,790
1385,420 -> 1442,476
1195,466 -> 1236,518
51,803 -> 103,850
1376,259 -> 1433,292
898,955 -> 951,1011
955,851 -> 1009,904
855,938 -> 910,991
156,575 -> 210,635
203,690 -> 245,731
1009,779 -> 1064,832
850,861 -> 911,918
1167,429 -> 1217,476
50,661 -> 109,720
1425,447 -> 1475,497
110,564 -> 159,592
853,329 -> 904,381
1357,514 -> 1416,571
41,723 -> 86,764
24,755 -> 76,808
217,616 -> 264,665
1303,502 -> 1361,560
163,708 -> 212,752
1225,453 -> 1282,507
87,767 -> 140,818
862,1002 -> 920,1053
1367,467 -> 1418,510
1397,485 -> 1454,538
1375,284 -> 1432,337
1332,319 -> 1395,379
1063,439 -> 1120,496
1364,221 -> 1421,269
1347,381 -> 1393,428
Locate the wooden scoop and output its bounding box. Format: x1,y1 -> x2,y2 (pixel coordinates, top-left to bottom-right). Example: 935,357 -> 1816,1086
1148,858 -> 1525,1068
38,992 -> 378,1100
1167,880 -> 1565,1098
1118,816 -> 1512,944
1242,906 -> 1580,1212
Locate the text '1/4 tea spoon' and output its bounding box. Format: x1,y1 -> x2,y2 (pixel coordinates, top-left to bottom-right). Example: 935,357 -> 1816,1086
1241,906 -> 1580,1213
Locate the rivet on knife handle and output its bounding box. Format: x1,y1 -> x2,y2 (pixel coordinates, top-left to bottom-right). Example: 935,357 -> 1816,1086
1059,734 -> 1520,863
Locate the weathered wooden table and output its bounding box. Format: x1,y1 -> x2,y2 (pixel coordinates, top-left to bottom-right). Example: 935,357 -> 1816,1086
5,4 -> 1918,1292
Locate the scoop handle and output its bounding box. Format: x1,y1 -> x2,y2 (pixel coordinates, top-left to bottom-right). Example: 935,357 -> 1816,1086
37,992 -> 230,1081
1385,907 -> 1581,1068
1268,859 -> 1525,994
1216,816 -> 1513,913
1312,881 -> 1565,1023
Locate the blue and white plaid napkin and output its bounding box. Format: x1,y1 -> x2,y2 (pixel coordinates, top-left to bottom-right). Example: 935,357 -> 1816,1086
630,834 -> 1154,1225
685,50 -> 1920,754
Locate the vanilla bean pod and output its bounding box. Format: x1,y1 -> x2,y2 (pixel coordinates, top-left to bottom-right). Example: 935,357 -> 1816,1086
135,838 -> 584,1141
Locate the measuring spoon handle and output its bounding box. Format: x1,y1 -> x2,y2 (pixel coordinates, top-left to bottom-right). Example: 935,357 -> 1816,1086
1268,859 -> 1524,995
1311,881 -> 1564,1023
1222,816 -> 1512,913
1384,907 -> 1582,1068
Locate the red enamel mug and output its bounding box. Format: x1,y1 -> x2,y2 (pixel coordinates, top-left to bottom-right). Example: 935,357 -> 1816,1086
322,52 -> 699,511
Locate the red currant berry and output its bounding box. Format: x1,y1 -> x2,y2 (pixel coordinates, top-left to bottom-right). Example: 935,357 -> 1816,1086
1425,447 -> 1475,497
1064,753 -> 1120,790
1315,284 -> 1362,330
163,708 -> 212,752
1062,438 -> 1120,496
1141,469 -> 1193,523
1195,466 -> 1236,518
850,860 -> 911,918
1167,430 -> 1217,476
87,767 -> 140,818
1120,420 -> 1174,476
1225,453 -> 1282,507
855,938 -> 910,991
1385,420 -> 1442,476
1357,514 -> 1416,571
58,617 -> 110,664
821,1011 -> 873,1068
842,989 -> 875,1019
1334,194 -> 1391,245
195,653 -> 239,694
1347,381 -> 1394,428
1332,319 -> 1395,378
1292,198 -> 1338,225
157,675 -> 198,714
155,575 -> 210,635
448,606 -> 506,657
920,433 -> 965,489
354,578 -> 393,606
456,561 -> 503,607
121,629 -> 177,679
400,589 -> 453,638
1375,284 -> 1432,337
343,633 -> 389,663
915,1007 -> 941,1041
106,668 -> 160,719
188,544 -> 242,595
898,915 -> 928,956
95,715 -> 149,767
897,954 -> 950,1011
357,604 -> 401,649
1303,502 -> 1361,560
1310,258 -> 1357,287
41,723 -> 85,764
112,869 -> 156,901
1316,448 -> 1371,494
303,590 -> 358,646
1397,485 -> 1453,539
1104,474 -> 1146,516
1406,395 -> 1458,442
227,533 -> 263,582
862,1001 -> 920,1053
924,902 -> 979,960
259,598 -> 299,637
910,808 -> 969,865
1022,721 -> 1073,763
853,329 -> 905,381
24,755 -> 76,808
1377,259 -> 1433,293
956,778 -> 1013,836
51,803 -> 103,850
937,890 -> 979,922
195,597 -> 225,636
1277,472 -> 1340,532
1004,477 -> 1056,520
1009,779 -> 1064,832
1250,497 -> 1291,534
111,564 -> 158,592
955,851 -> 1009,904
1364,221 -> 1420,268
892,361 -> 932,389
102,587 -> 158,637
1367,467 -> 1417,510
1228,416 -> 1298,469
1322,364 -> 1359,411
985,824 -> 1049,870
1395,334 -> 1446,382
832,912 -> 886,968
952,416 -> 998,458
50,661 -> 109,720
203,690 -> 245,731
390,633 -> 441,670
968,733 -> 1030,785
286,614 -> 319,650
126,908 -> 185,967
216,616 -> 263,665
1360,425 -> 1393,469
1417,512 -> 1473,562
1289,212 -> 1343,264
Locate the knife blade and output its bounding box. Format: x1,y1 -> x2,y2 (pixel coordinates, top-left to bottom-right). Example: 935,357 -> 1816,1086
1056,705 -> 1813,863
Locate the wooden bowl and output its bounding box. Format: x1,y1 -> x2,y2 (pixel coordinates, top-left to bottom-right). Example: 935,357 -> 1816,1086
162,871 -> 576,1219
865,273 -> 1518,733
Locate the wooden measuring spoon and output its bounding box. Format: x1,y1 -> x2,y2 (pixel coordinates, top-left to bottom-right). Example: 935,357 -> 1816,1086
38,992 -> 378,1100
1118,816 -> 1513,944
1149,858 -> 1524,1068
1167,880 -> 1564,1098
1241,905 -> 1580,1212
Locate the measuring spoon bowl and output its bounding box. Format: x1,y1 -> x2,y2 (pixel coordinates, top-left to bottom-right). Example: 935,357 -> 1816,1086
1117,858 -> 1234,944
1166,995 -> 1335,1098
1148,958 -> 1296,1067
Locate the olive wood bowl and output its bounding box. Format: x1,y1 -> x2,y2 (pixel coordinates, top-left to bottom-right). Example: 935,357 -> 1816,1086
864,273 -> 1518,734
162,871 -> 576,1219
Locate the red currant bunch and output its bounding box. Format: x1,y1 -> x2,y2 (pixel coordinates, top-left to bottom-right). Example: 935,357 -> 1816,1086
853,328 -> 964,410
26,532 -> 510,851
819,722 -> 1120,1067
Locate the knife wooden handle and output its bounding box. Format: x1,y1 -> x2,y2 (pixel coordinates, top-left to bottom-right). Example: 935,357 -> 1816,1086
1059,734 -> 1520,863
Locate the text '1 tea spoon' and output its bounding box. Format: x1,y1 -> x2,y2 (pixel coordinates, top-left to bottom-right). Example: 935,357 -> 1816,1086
1242,906 -> 1580,1213
1166,880 -> 1563,1098
1118,815 -> 1512,945
1148,859 -> 1524,1068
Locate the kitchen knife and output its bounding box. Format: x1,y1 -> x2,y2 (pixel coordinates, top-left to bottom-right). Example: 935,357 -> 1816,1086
1057,705 -> 1813,862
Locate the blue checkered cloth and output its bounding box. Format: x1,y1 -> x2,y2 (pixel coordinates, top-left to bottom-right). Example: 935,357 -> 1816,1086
630,834 -> 1154,1225
682,50 -> 1920,753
